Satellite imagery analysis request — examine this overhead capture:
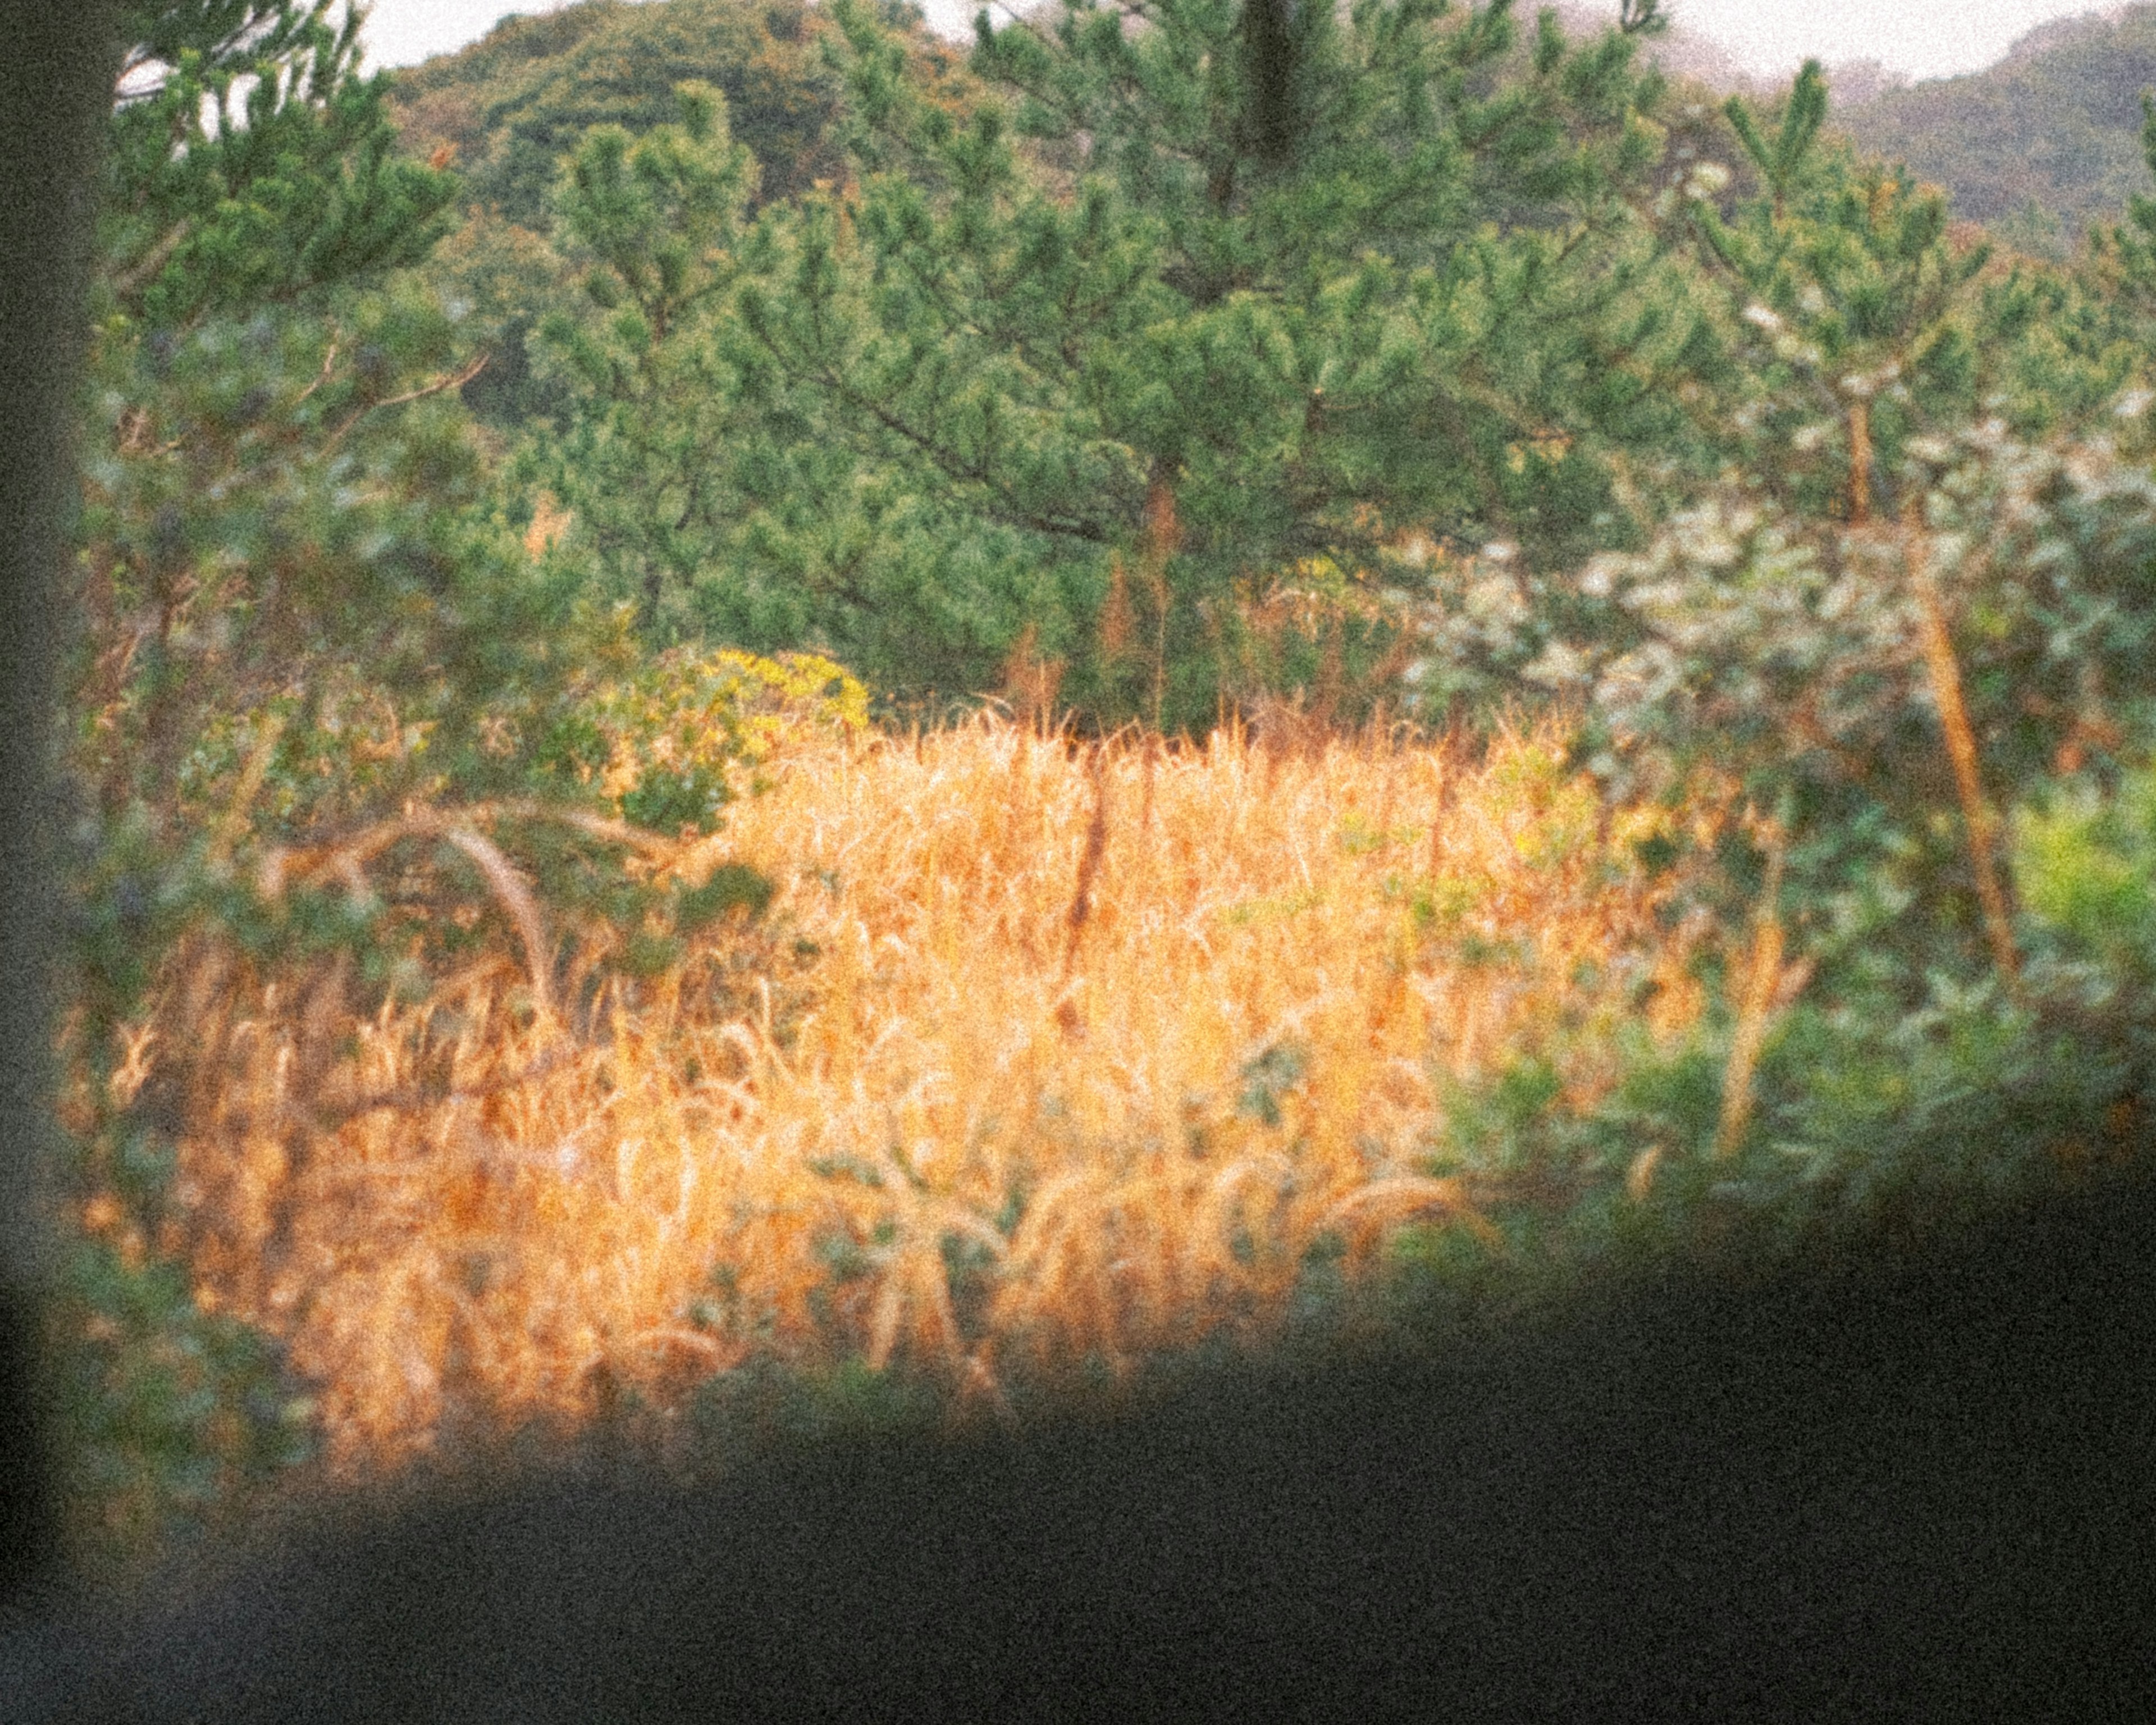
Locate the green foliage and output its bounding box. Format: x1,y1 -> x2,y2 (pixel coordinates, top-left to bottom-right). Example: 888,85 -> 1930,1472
529,83 -> 762,634
2016,773 -> 2156,973
534,0 -> 1720,726
1720,52 -> 1826,207
681,1338 -> 948,1466
385,0 -> 867,426
1363,967 -> 2141,1341
1409,67 -> 2156,988
106,1 -> 458,327
48,1236 -> 314,1583
56,0 -> 2156,1574
1669,63 -> 2132,512
52,1 -> 486,1580
54,1 -> 855,1583
2015,765 -> 2156,1091
1516,416 -> 2156,974
388,0 -> 848,230
2077,83 -> 2156,363
1358,59 -> 2156,1311
1236,1038 -> 1309,1128
564,646 -> 869,832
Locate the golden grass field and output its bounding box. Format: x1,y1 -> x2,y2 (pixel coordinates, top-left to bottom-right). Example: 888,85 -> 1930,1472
83,715 -> 1715,1480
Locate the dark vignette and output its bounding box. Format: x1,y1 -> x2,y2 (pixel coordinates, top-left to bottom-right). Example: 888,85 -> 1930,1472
1,0 -> 123,1604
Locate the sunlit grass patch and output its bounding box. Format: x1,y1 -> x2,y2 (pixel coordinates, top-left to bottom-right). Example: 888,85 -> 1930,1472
91,713 -> 1703,1480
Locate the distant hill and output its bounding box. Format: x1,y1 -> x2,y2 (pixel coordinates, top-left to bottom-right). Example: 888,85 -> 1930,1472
385,0 -> 974,426
386,0 -> 848,229
1829,4 -> 2156,258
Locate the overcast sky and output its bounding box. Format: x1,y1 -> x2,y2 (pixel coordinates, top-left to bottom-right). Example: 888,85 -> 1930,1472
353,0 -> 2130,85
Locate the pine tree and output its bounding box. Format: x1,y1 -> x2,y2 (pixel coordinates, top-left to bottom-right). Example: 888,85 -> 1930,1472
1406,61 -> 2156,1115
541,0 -> 1696,728
386,0 -> 864,428
61,1 -> 630,1579
106,2 -> 459,326
534,81 -> 763,637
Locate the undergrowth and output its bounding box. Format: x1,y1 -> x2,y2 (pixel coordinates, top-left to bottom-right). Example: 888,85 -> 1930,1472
59,710 -> 2156,1578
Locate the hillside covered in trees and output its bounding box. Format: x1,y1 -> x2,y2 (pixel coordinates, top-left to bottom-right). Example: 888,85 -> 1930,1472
1834,3 -> 2156,258
387,0 -> 1766,429
43,0 -> 2156,1592
392,0 -> 2156,278
386,0 -> 982,423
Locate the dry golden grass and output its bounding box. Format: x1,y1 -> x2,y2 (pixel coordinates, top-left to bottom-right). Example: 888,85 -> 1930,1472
95,714 -> 1710,1479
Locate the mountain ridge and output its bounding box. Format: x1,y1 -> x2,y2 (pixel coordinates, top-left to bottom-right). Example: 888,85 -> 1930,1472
1822,3 -> 2156,256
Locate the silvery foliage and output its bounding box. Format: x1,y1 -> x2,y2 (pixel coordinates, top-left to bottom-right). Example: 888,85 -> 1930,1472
1406,399 -> 2156,833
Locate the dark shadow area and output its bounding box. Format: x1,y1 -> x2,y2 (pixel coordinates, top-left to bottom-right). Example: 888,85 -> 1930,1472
4,1163 -> 2155,1719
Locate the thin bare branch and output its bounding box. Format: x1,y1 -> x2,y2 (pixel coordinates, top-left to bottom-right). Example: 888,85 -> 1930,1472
321,352 -> 491,451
